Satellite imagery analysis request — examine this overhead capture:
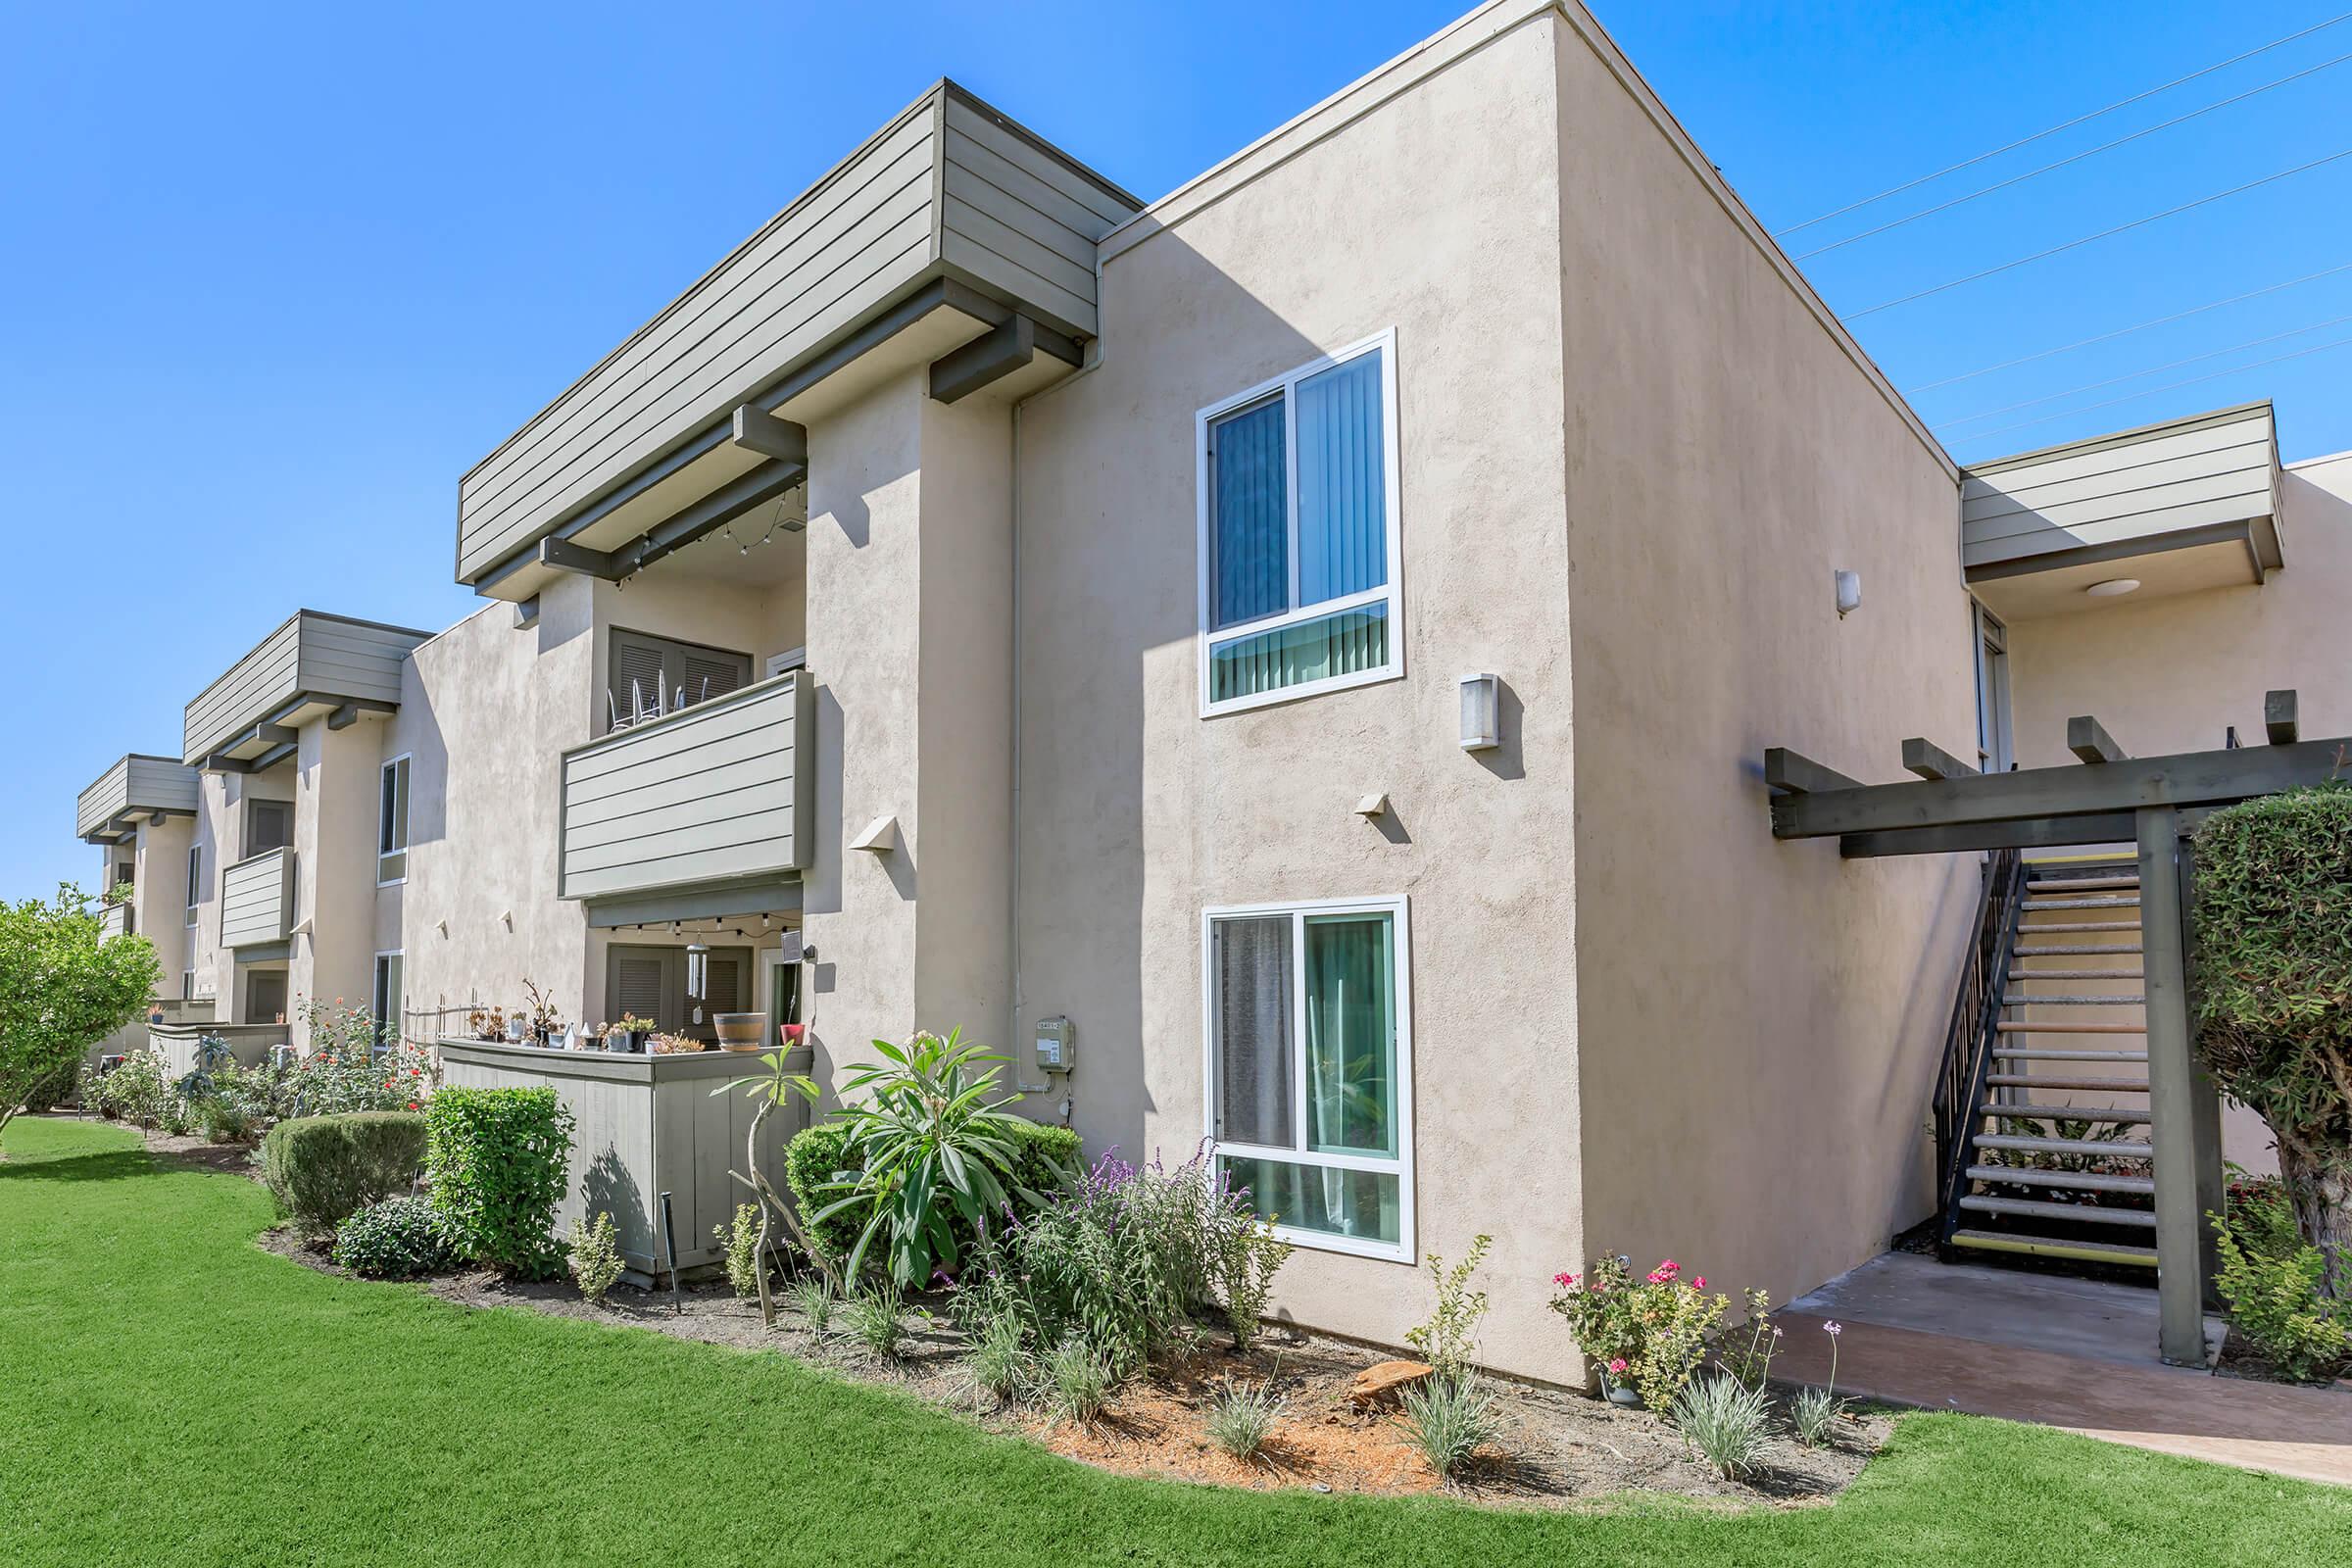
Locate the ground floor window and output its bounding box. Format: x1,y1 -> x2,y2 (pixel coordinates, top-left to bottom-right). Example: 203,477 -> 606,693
1203,896 -> 1412,1260
372,952 -> 403,1043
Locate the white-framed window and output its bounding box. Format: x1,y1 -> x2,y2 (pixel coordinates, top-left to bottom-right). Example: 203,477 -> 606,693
1196,330 -> 1402,715
1201,895 -> 1413,1261
376,755 -> 411,885
184,844 -> 201,927
371,951 -> 404,1042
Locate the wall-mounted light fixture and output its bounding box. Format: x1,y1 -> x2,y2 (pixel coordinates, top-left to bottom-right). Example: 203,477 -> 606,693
851,814 -> 901,854
1835,569 -> 1862,618
1458,673 -> 1500,752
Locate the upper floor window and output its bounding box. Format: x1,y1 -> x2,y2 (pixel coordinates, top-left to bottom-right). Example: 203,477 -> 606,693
1198,332 -> 1401,714
183,844 -> 201,926
378,756 -> 411,885
244,798 -> 292,857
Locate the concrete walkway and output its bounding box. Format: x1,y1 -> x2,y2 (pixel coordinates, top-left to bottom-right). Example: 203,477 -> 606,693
1774,1252 -> 2351,1486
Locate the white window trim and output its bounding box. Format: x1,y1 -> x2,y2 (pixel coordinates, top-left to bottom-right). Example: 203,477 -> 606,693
1195,329 -> 1404,717
372,948 -> 404,1034
376,753 -> 412,887
1199,893 -> 1414,1263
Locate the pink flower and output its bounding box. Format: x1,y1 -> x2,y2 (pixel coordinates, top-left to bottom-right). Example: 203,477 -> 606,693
1771,1325 -> 1785,1339
1824,1321 -> 1842,1337
1654,1259 -> 1680,1278
1552,1271 -> 1578,1288
1607,1358 -> 1629,1374
1691,1276 -> 1706,1290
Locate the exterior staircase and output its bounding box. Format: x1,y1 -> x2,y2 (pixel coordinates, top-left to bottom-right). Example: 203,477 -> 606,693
1938,855 -> 2162,1269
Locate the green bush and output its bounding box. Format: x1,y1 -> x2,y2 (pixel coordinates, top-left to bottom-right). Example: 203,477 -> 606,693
425,1088 -> 574,1277
785,1112 -> 1078,1274
2192,787 -> 2352,1296
262,1112 -> 429,1239
2211,1177 -> 2349,1381
23,1058 -> 78,1114
331,1196 -> 461,1277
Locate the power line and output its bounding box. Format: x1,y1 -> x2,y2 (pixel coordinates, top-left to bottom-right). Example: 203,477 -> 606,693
1776,10 -> 2352,236
1848,146 -> 2352,318
1953,333 -> 2352,448
1908,262 -> 2352,391
1932,313 -> 2352,428
1794,50 -> 2352,260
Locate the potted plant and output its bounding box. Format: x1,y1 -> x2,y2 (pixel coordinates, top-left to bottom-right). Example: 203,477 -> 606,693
613,1014 -> 657,1054
521,979 -> 563,1045
470,1006 -> 509,1043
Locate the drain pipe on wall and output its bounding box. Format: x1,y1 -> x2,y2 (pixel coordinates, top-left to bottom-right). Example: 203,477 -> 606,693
1005,246 -> 1112,1127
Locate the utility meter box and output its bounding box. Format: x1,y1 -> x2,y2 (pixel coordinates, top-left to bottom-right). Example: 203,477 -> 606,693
1035,1015 -> 1075,1074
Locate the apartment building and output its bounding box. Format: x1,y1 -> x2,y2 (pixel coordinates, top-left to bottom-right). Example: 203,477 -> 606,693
72,0 -> 2352,1377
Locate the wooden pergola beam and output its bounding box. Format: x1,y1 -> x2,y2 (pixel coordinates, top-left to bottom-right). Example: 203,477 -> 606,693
1839,812 -> 2136,859
2068,714 -> 2125,764
1901,737 -> 1978,782
2266,688 -> 2299,746
1770,734 -> 2352,840
1764,748 -> 1859,796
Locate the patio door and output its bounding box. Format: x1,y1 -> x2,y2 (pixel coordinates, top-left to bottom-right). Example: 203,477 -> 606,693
1973,604 -> 2013,774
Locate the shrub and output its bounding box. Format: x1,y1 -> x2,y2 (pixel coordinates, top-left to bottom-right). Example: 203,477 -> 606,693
331,1196 -> 461,1277
786,1110 -> 1078,1276
1203,1375 -> 1285,1461
1042,1334 -> 1113,1425
288,1004 -> 436,1116
23,1058 -> 79,1114
2192,787 -> 2352,1296
1405,1234 -> 1492,1376
786,1273 -> 834,1339
1549,1253 -> 1727,1409
843,1290 -> 905,1360
262,1111 -> 428,1238
424,1088 -> 574,1277
714,1202 -> 763,1299
1789,1385 -> 1842,1447
89,1048 -> 171,1129
1674,1373 -> 1772,1479
1715,1287 -> 1781,1389
569,1211 -> 624,1304
965,1311 -> 1029,1407
1210,1208 -> 1291,1353
1398,1370 -> 1499,1481
801,1029 -> 1077,1288
2212,1194 -> 2349,1381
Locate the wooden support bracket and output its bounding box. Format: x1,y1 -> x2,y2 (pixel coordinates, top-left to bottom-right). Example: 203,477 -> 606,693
1764,748 -> 1860,796
1901,737 -> 1979,782
2068,715 -> 2126,764
2265,689 -> 2299,746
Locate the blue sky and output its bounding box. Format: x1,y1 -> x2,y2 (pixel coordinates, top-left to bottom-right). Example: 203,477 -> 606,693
5,0 -> 2348,898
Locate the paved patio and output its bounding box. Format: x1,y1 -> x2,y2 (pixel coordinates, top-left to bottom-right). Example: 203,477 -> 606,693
1773,1252 -> 2351,1486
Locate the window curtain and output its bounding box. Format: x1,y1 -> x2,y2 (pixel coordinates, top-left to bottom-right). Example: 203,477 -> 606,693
1208,604 -> 1389,705
1210,397 -> 1288,630
1295,351 -> 1386,603
1214,916 -> 1294,1149
1304,913 -> 1395,1239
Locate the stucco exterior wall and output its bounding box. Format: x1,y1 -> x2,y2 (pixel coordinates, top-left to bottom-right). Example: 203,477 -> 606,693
186,762 -> 294,1020
1011,13 -> 1584,1377
1549,11 -> 1981,1333
124,815 -> 193,997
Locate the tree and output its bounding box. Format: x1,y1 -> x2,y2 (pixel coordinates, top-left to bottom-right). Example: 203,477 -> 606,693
0,884 -> 161,1152
2191,787 -> 2352,1298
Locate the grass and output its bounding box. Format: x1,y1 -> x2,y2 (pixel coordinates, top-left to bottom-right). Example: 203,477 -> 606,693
3,1117 -> 2345,1567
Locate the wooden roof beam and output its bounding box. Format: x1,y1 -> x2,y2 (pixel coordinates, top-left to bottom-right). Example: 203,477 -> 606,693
2069,715 -> 2126,764
1902,737 -> 1978,782
2266,689 -> 2299,746
1764,748 -> 1859,795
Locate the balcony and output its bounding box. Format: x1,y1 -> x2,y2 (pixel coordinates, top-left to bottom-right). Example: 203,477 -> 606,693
76,754 -> 199,844
184,611 -> 431,769
98,901 -> 133,940
220,847 -> 295,950
456,81 -> 1140,600
559,670 -> 814,919
1962,402 -> 2284,618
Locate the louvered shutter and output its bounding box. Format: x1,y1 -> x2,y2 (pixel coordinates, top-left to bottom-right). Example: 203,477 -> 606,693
703,955 -> 743,1013
612,953 -> 668,1025
680,648 -> 747,707
612,633 -> 669,726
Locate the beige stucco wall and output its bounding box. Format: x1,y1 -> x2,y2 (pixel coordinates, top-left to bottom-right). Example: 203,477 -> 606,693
119,815 -> 192,998
1012,12 -> 1585,1378
797,368 -> 1015,1088
185,762 -> 294,1021
2000,451 -> 2352,1174
1550,11 -> 1983,1333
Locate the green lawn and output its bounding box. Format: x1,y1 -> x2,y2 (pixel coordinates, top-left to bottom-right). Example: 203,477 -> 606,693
2,1118 -> 2343,1567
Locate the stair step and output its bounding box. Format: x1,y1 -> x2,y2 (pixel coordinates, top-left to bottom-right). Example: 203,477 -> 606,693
2027,876 -> 2138,893
1973,1132 -> 2152,1159
1997,1020 -> 2146,1034
2002,993 -> 2144,1006
1990,1049 -> 2148,1062
1986,1074 -> 2151,1093
1949,1229 -> 2160,1267
1979,1102 -> 2153,1124
2019,921 -> 2142,934
2012,945 -> 2143,956
2023,896 -> 2142,910
2007,968 -> 2143,981
1959,1195 -> 2158,1228
1964,1165 -> 2157,1196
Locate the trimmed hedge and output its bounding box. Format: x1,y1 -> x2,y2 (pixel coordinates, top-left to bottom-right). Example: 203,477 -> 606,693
425,1087 -> 574,1278
332,1196 -> 462,1279
785,1113 -> 1079,1273
261,1111 -> 428,1239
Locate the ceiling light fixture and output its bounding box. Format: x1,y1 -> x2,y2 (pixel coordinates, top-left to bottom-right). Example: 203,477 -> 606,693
2084,578 -> 2141,598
